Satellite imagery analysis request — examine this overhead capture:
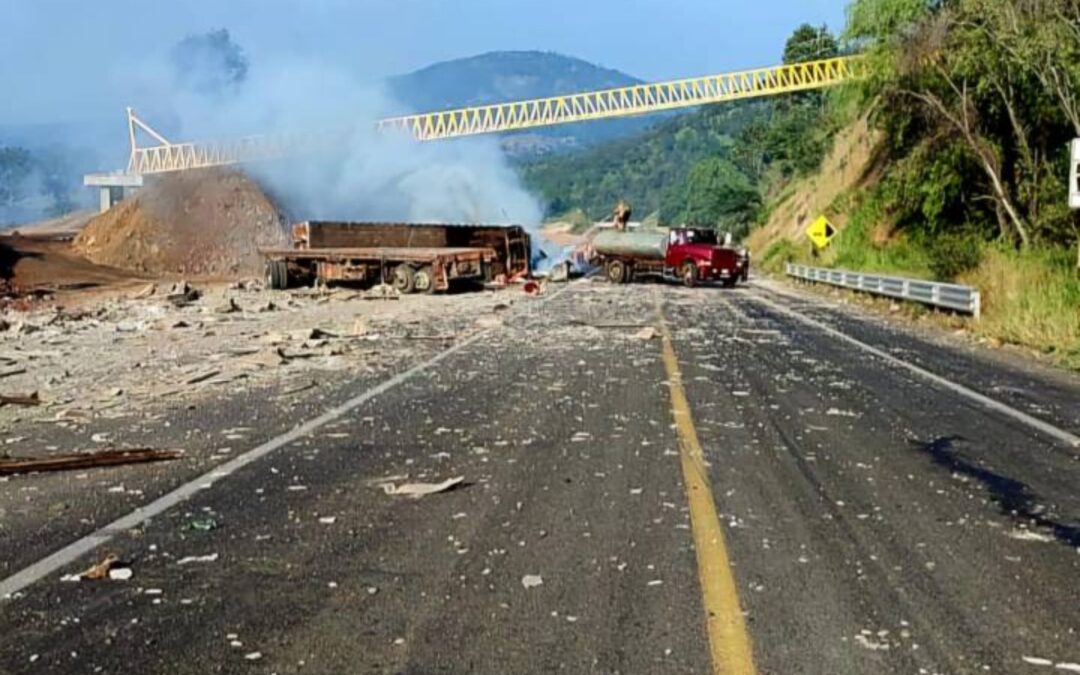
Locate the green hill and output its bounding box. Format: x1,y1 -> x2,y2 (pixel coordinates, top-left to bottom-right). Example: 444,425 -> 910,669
389,51 -> 669,155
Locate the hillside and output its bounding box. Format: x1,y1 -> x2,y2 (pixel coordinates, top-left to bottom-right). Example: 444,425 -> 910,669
519,101 -> 768,221
747,1 -> 1080,368
389,51 -> 668,154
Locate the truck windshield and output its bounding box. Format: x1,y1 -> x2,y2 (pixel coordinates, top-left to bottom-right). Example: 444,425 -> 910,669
675,229 -> 718,245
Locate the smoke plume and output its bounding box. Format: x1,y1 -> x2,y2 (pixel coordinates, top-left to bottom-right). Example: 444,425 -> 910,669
136,31 -> 544,228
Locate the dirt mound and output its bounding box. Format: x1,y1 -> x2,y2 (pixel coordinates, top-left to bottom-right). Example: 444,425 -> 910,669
75,168 -> 288,278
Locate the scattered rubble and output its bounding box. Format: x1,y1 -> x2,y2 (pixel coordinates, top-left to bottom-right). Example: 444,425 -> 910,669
0,277 -> 522,432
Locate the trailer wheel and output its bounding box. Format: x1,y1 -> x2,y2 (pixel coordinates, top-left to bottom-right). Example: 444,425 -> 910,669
266,260 -> 288,290
392,264 -> 416,294
606,260 -> 628,284
414,265 -> 436,294
680,262 -> 697,288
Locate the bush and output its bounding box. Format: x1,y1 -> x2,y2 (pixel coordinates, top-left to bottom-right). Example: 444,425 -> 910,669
760,239 -> 802,274
927,233 -> 984,280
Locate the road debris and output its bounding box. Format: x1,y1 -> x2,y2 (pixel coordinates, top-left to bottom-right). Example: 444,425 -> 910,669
216,297 -> 241,314
177,553 -> 220,565
62,553 -> 133,582
379,476 -> 465,498
521,574 -> 544,589
108,567 -> 134,580
0,447 -> 181,476
632,326 -> 657,341
364,283 -> 399,300
132,283 -> 157,299
165,280 -> 201,307
523,280 -> 543,296
184,517 -> 219,532
0,392 -> 40,407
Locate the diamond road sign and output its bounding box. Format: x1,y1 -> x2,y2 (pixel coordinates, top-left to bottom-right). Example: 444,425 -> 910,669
806,216 -> 837,249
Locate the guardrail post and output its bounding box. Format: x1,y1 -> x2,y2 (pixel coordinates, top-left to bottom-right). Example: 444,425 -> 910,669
972,291 -> 981,320
902,279 -> 910,299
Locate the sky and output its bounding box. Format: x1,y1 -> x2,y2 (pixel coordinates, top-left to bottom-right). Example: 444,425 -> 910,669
0,0 -> 847,126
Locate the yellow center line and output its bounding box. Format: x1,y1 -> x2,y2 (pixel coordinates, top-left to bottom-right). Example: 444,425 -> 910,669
654,291 -> 758,675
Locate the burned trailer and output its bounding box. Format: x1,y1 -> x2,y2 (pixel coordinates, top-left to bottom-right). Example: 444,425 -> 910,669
262,221 -> 532,293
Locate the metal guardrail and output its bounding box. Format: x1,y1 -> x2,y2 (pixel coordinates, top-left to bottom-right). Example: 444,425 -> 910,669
786,263 -> 981,318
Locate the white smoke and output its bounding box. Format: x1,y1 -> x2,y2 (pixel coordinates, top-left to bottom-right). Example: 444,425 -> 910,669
131,52 -> 544,227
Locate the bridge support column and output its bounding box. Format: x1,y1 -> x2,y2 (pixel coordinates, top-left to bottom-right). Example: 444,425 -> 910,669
83,173 -> 145,213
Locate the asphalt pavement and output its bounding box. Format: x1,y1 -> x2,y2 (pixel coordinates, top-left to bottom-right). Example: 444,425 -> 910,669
1,279 -> 1078,675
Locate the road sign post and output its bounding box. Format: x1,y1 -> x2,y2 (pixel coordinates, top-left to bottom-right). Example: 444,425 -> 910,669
1069,139 -> 1080,210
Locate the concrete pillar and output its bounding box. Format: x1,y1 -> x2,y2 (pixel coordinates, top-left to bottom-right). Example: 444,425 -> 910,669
85,173 -> 144,213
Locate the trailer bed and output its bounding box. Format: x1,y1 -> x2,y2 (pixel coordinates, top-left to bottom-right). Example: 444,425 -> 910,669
261,246 -> 492,261
261,245 -> 496,292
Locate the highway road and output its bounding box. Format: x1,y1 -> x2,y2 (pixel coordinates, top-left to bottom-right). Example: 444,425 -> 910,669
2,279 -> 1078,674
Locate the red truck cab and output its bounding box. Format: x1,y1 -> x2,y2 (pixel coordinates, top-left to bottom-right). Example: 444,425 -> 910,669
664,228 -> 747,287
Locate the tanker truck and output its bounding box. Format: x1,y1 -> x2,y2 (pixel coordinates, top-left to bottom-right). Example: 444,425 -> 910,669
592,227 -> 748,287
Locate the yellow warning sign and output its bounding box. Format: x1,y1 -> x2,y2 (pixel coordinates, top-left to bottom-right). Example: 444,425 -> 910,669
806,216 -> 837,249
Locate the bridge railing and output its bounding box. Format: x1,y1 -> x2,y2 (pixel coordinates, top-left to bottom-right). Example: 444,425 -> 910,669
785,263 -> 981,318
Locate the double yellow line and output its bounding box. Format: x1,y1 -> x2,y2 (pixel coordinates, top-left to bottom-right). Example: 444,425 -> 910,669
655,293 -> 758,675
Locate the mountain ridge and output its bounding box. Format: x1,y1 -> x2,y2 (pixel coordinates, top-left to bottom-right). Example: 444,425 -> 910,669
388,50 -> 668,154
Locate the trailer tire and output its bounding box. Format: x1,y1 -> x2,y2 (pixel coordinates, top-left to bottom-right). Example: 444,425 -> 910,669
681,262 -> 697,288
266,260 -> 288,290
606,260 -> 628,284
414,265 -> 436,294
392,264 -> 416,294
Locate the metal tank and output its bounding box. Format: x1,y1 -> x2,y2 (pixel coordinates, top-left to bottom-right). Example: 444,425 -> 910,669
592,229 -> 668,260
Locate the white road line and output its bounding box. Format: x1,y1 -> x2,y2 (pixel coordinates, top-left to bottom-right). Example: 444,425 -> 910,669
1,283 -> 576,600
745,291 -> 1080,448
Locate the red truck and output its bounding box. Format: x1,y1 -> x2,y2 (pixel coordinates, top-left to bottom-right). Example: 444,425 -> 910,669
592,227 -> 748,287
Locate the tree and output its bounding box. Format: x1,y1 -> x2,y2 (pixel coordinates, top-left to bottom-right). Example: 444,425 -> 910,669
673,158 -> 760,236
783,24 -> 839,64
846,0 -> 1080,251
846,0 -> 940,42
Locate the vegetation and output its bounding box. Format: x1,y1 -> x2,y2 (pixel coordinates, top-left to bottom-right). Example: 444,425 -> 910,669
846,0 -> 1080,260
821,0 -> 1079,365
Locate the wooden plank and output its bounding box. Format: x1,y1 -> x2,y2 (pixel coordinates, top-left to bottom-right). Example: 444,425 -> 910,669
0,448 -> 182,476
